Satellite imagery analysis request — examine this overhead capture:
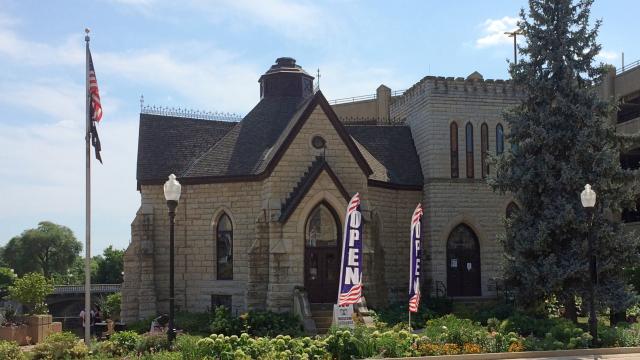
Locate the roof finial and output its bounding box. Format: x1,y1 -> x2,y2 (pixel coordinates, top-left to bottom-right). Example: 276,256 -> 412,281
84,28 -> 90,42
140,94 -> 144,112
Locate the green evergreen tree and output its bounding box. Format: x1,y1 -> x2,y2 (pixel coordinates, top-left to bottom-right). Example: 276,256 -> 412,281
491,0 -> 640,312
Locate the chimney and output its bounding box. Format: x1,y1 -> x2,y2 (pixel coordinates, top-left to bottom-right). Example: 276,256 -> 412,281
259,57 -> 315,99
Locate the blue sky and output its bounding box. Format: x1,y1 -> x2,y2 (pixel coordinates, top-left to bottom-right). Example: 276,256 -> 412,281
0,0 -> 637,255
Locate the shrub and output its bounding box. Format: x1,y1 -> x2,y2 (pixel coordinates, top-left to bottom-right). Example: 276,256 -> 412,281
102,292 -> 121,320
8,272 -> 53,315
421,314 -> 487,346
0,340 -> 25,360
136,333 -> 170,353
31,332 -> 88,359
242,309 -> 303,337
175,311 -> 212,335
196,333 -> 328,360
374,297 -> 453,328
208,306 -> 303,337
415,342 -> 461,356
109,330 -> 142,355
210,306 -> 242,335
127,315 -> 154,334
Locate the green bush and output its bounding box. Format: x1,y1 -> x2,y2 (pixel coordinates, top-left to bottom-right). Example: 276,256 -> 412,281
374,298 -> 453,329
208,306 -> 303,337
421,314 -> 487,346
127,315 -> 154,334
31,332 -> 88,359
0,340 -> 25,360
8,272 -> 53,315
242,309 -> 303,337
196,333 -> 328,360
136,333 -> 170,353
175,311 -> 213,335
108,330 -> 142,355
102,292 -> 121,320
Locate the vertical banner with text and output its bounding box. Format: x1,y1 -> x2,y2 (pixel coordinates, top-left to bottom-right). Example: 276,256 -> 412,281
409,203 -> 423,313
337,193 -> 363,306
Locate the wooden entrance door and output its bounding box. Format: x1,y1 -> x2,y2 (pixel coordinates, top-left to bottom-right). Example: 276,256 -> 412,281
304,203 -> 340,303
446,224 -> 481,296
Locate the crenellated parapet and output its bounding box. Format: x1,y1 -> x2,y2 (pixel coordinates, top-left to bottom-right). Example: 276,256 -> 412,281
392,74 -> 524,112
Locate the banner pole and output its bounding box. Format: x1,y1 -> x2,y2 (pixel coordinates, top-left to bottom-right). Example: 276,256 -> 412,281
408,311 -> 412,331
84,29 -> 92,346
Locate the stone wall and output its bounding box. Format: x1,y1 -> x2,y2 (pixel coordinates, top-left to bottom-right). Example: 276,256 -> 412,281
391,75 -> 522,298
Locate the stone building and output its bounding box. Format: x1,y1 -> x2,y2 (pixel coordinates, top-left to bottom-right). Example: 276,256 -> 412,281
123,57 -> 640,327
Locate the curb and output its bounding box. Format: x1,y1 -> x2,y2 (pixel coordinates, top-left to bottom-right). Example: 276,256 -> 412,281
375,347 -> 640,360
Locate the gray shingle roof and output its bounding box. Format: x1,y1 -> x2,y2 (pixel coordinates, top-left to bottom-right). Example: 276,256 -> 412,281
346,125 -> 423,187
136,114 -> 235,184
136,93 -> 422,189
184,96 -> 310,177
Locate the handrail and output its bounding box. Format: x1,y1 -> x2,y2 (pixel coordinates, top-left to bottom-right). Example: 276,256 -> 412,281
52,284 -> 121,295
617,59 -> 640,75
329,89 -> 406,105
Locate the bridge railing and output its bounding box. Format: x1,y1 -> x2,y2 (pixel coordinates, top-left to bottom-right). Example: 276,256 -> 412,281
52,284 -> 121,295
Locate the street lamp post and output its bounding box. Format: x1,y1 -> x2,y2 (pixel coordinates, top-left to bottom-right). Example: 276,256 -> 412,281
504,30 -> 523,65
580,184 -> 597,342
163,174 -> 181,344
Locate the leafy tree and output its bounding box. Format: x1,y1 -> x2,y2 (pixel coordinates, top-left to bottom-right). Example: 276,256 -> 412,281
2,222 -> 82,278
94,246 -> 124,284
0,267 -> 17,300
9,272 -> 54,315
51,256 -> 98,285
491,0 -> 640,313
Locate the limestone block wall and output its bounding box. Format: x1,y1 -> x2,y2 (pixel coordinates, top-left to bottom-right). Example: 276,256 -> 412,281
423,180 -> 512,297
390,76 -> 522,298
123,181 -> 263,320
266,105 -> 369,206
367,186 -> 423,306
391,76 -> 523,180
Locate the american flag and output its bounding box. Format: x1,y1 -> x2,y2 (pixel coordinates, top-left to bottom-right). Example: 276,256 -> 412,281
338,284 -> 362,306
337,193 -> 363,306
409,203 -> 423,313
87,47 -> 102,163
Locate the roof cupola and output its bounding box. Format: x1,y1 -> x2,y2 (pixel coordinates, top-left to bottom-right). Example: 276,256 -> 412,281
259,57 -> 315,99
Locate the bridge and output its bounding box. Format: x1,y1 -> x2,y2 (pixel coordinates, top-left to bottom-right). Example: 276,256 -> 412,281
47,284 -> 121,331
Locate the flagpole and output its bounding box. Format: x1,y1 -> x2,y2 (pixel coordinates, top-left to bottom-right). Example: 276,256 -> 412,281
84,28 -> 92,346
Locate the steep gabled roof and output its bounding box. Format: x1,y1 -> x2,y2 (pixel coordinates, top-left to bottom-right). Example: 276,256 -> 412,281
136,114 -> 235,186
346,125 -> 423,187
182,91 -> 373,181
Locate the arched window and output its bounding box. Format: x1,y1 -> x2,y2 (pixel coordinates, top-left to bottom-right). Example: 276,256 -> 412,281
466,122 -> 474,178
305,203 -> 341,303
305,204 -> 339,247
496,124 -> 504,155
506,202 -> 520,219
216,213 -> 233,280
450,122 -> 459,178
481,123 -> 489,178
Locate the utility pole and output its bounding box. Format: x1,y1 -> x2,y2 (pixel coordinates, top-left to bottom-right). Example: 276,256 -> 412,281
504,30 -> 523,65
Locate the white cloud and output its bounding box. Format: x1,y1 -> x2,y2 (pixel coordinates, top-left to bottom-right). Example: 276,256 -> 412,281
0,20 -> 84,66
597,50 -> 619,62
97,44 -> 260,112
214,0 -> 326,39
475,16 -> 519,49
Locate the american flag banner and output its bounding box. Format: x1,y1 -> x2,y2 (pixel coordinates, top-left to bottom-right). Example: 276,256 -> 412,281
337,193 -> 363,306
87,47 -> 102,163
409,203 -> 423,313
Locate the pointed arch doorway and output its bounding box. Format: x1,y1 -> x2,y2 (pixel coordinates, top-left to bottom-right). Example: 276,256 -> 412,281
446,224 -> 481,296
304,202 -> 341,303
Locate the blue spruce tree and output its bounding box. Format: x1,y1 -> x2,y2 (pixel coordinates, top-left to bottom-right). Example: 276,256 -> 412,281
491,0 -> 640,317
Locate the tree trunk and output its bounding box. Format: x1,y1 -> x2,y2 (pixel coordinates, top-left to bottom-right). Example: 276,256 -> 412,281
610,309 -> 627,325
563,297 -> 578,323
